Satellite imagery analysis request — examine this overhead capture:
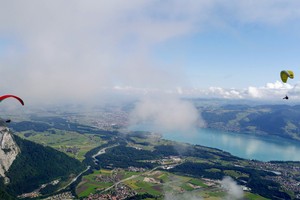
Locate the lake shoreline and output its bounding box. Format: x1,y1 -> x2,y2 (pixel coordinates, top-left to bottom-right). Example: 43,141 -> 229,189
128,125 -> 300,162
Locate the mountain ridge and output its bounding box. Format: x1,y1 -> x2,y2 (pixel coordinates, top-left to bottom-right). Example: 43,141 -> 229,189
201,104 -> 300,141
0,120 -> 85,198
0,125 -> 20,182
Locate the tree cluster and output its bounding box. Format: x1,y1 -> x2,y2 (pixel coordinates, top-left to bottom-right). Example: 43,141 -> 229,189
5,135 -> 86,195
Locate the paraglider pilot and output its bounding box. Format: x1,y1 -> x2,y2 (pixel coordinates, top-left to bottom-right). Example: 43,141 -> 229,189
280,70 -> 294,100
0,95 -> 24,122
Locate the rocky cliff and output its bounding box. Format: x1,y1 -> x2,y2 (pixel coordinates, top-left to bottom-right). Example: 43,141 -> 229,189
0,120 -> 20,181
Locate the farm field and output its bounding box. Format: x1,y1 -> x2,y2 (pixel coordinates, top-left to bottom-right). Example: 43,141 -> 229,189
76,169 -> 266,200
15,129 -> 106,161
10,116 -> 298,200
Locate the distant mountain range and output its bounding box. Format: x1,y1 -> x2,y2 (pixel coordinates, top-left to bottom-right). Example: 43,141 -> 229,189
200,104 -> 300,141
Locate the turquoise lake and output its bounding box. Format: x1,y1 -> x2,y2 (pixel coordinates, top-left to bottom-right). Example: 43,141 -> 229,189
129,125 -> 300,161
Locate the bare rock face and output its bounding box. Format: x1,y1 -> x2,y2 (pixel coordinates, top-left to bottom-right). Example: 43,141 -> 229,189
0,122 -> 20,179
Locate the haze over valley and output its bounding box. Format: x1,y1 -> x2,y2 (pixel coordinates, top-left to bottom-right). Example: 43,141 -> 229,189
1,1 -> 300,199
0,100 -> 298,199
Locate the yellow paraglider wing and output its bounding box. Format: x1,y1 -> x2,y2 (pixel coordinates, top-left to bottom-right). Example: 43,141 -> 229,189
280,70 -> 294,83
288,70 -> 294,79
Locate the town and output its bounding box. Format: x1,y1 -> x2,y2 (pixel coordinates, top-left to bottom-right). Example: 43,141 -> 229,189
248,161 -> 300,196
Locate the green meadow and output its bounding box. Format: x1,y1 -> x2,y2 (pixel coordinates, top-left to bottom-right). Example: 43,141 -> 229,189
16,129 -> 106,161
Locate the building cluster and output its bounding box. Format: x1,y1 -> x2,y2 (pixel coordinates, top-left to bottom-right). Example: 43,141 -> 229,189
147,156 -> 182,166
268,175 -> 300,193
157,156 -> 183,170
127,166 -> 146,172
95,174 -> 120,183
84,184 -> 136,200
44,192 -> 75,200
90,110 -> 129,130
247,161 -> 300,195
83,193 -> 118,200
161,156 -> 182,164
18,192 -> 39,199
95,168 -> 126,183
64,146 -> 80,155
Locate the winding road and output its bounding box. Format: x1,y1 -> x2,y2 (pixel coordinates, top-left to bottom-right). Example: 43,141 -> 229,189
92,144 -> 119,164
58,165 -> 91,191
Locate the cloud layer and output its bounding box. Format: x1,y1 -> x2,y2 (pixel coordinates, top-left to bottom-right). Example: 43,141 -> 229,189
129,95 -> 200,132
1,1 -> 300,105
221,176 -> 244,200
175,80 -> 298,101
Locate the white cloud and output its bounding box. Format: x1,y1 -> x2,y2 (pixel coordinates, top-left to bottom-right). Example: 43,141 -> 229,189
221,176 -> 244,200
247,86 -> 263,98
129,95 -> 201,132
168,80 -> 300,100
106,76 -> 300,104
0,1 -> 196,105
208,87 -> 243,99
245,81 -> 297,100
266,81 -> 292,89
112,79 -> 300,102
1,1 -> 300,105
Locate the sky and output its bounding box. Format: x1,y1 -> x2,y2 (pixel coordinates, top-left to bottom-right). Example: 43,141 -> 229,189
1,0 -> 300,105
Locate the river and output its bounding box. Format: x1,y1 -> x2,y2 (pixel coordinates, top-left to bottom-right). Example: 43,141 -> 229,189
129,125 -> 300,161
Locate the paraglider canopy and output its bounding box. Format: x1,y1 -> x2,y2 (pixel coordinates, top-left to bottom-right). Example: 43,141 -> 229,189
0,95 -> 24,106
280,70 -> 294,83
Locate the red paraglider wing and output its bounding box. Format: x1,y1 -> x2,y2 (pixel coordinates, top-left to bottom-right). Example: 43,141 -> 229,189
0,95 -> 24,105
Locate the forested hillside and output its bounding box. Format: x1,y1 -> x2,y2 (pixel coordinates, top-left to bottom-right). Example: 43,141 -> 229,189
4,135 -> 85,196
201,104 -> 300,141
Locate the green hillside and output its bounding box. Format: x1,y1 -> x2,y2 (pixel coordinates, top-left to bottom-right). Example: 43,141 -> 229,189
201,104 -> 300,141
4,135 -> 86,196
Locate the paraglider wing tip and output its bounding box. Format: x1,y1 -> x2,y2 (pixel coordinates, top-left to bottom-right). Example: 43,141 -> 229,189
0,94 -> 24,106
19,99 -> 24,105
